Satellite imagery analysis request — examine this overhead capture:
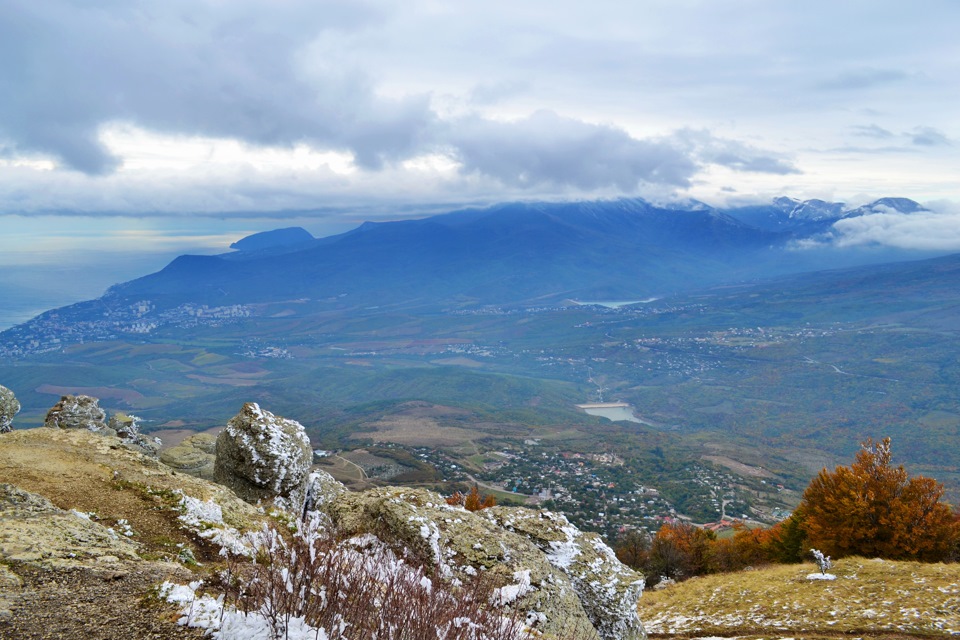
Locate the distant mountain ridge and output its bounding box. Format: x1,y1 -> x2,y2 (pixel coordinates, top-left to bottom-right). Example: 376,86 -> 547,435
98,196 -> 929,310
102,197 -> 791,309
229,226 -> 315,252
0,195 -> 939,341
727,196 -> 928,234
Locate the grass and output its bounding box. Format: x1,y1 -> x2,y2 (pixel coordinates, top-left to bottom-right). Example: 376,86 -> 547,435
638,557 -> 960,637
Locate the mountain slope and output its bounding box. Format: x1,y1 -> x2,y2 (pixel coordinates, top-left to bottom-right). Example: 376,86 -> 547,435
106,198 -> 790,309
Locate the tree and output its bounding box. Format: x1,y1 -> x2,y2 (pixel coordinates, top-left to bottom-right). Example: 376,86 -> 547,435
446,485 -> 496,511
649,521 -> 717,579
613,529 -> 650,570
798,437 -> 957,561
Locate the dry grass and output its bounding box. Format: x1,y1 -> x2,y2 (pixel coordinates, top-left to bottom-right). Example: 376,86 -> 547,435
638,558 -> 960,637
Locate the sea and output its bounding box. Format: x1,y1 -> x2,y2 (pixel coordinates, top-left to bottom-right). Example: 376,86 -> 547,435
0,256 -> 178,331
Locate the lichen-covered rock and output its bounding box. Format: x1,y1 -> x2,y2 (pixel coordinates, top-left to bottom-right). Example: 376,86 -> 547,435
327,486 -> 600,640
214,403 -> 312,510
480,507 -> 646,640
108,412 -> 160,457
0,385 -> 19,434
303,469 -> 347,514
44,395 -> 110,432
160,433 -> 217,479
0,483 -> 140,569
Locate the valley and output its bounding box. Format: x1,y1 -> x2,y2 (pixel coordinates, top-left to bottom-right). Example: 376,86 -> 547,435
3,198 -> 960,544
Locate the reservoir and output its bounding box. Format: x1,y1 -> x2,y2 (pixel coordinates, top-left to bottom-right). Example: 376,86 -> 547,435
571,298 -> 658,309
576,402 -> 644,424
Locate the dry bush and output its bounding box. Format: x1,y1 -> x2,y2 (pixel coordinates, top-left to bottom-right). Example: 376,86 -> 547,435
213,518 -> 567,639
446,486 -> 497,512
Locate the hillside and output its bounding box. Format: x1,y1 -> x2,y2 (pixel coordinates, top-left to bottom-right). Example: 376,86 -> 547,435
1,427 -> 956,639
0,424 -> 648,640
639,557 -> 960,637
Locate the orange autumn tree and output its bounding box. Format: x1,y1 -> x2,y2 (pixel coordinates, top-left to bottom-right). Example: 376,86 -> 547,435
446,485 -> 496,511
798,437 -> 957,561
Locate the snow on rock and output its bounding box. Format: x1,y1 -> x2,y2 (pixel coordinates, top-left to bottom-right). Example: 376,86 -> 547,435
214,402 -> 312,511
303,469 -> 346,516
480,506 -> 647,640
807,573 -> 837,580
160,581 -> 331,640
43,395 -> 109,432
326,486 -> 601,640
0,384 -> 19,433
176,491 -> 252,557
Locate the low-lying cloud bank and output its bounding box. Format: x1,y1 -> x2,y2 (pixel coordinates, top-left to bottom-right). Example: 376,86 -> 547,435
831,204 -> 960,251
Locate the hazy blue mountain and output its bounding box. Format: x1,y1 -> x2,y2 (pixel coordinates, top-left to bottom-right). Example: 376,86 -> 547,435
0,197 -> 942,335
723,196 -> 926,235
229,226 -> 314,251
104,199 -> 792,309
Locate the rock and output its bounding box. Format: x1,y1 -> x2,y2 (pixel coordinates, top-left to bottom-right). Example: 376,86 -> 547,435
327,486 -> 601,640
214,403 -> 312,510
108,412 -> 160,457
480,506 -> 647,640
0,483 -> 140,569
160,433 -> 217,479
303,469 -> 347,515
44,395 -> 109,433
0,385 -> 19,434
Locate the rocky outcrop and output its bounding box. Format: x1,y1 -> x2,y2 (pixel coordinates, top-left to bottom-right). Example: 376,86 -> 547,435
43,395 -> 109,432
159,433 -> 216,479
108,412 -> 160,457
0,426 -> 647,639
214,403 -> 312,510
0,483 -> 139,569
303,469 -> 347,514
481,507 -> 647,640
328,486 -> 607,639
0,385 -> 18,434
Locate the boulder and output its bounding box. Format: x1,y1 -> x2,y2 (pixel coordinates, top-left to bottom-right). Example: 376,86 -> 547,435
160,433 -> 217,479
44,395 -> 110,433
303,469 -> 347,515
108,412 -> 160,457
327,486 -> 601,640
480,507 -> 647,640
0,385 -> 19,434
214,403 -> 312,510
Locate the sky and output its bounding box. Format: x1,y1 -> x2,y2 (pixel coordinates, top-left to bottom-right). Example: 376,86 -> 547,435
1,0 -> 959,311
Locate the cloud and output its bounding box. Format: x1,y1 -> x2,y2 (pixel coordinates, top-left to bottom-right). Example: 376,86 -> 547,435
448,111 -> 699,190
910,126 -> 951,147
817,68 -> 913,91
851,124 -> 895,139
468,80 -> 532,106
0,0 -> 423,173
831,205 -> 960,251
671,129 -> 801,175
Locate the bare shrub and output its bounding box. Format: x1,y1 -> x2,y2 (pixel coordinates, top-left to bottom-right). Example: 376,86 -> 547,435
213,517 -> 566,639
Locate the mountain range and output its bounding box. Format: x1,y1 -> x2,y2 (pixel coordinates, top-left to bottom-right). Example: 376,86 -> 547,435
94,196 -> 934,313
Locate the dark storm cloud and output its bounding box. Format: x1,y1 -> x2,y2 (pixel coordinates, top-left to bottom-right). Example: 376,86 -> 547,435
0,0 -> 804,194
0,0 -> 429,173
